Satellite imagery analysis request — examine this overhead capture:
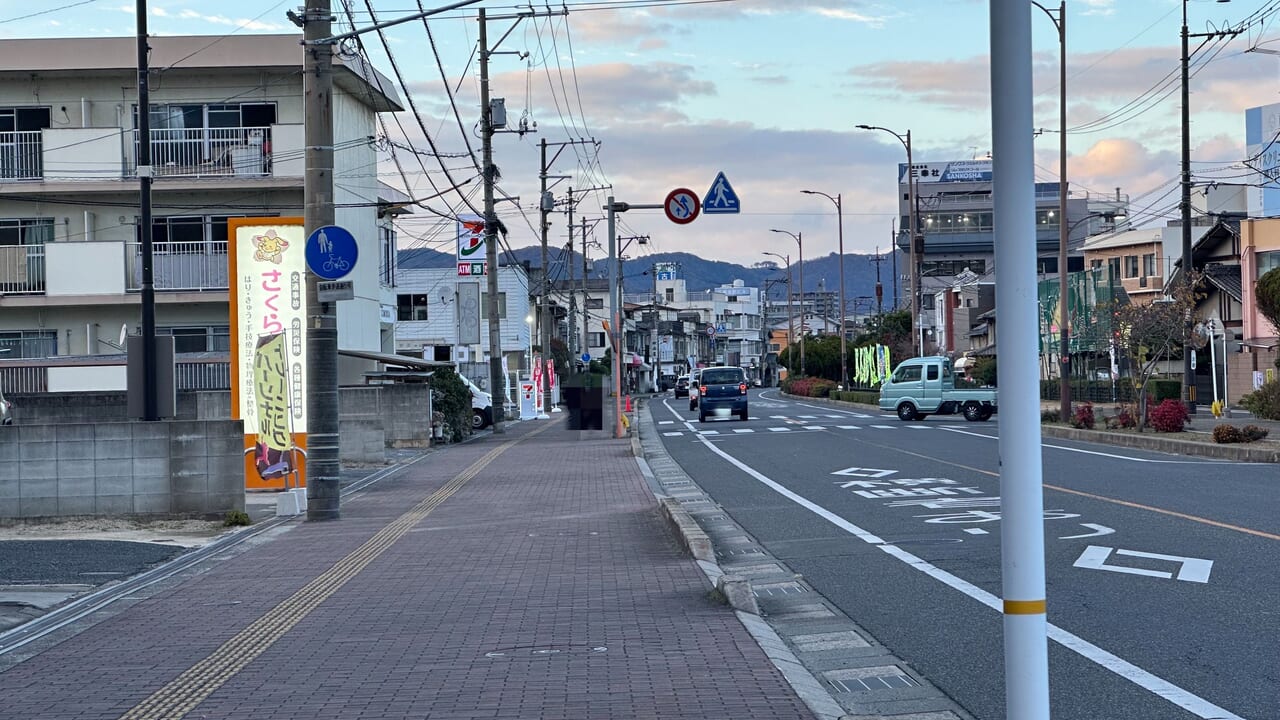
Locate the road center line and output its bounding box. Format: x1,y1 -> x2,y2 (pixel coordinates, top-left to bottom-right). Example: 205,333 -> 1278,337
686,430 -> 1244,720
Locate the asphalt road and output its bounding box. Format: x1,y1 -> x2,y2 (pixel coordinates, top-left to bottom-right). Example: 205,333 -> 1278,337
652,389 -> 1279,720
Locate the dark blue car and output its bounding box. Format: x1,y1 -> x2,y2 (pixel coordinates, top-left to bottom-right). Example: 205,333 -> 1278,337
697,366 -> 748,422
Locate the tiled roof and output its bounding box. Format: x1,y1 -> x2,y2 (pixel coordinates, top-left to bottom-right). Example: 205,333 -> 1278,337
1202,263 -> 1242,302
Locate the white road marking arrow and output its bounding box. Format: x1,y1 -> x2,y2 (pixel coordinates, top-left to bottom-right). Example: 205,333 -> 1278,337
1059,523 -> 1116,540
1073,545 -> 1213,584
832,467 -> 897,478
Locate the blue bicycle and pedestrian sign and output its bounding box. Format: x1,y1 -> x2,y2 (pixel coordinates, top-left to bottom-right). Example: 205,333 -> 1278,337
305,225 -> 359,280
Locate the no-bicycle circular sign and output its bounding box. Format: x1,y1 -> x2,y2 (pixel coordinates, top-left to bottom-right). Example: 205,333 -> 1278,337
664,188 -> 701,225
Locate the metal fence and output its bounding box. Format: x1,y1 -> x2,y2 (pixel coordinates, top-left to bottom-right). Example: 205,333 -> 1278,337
129,126 -> 272,179
0,130 -> 43,180
126,241 -> 229,291
0,243 -> 46,294
0,356 -> 230,394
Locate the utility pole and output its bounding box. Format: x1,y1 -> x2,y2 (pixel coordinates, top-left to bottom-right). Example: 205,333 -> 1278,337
136,0 -> 157,422
1034,0 -> 1070,422
538,139 -> 594,403
1181,3 -> 1241,414
651,262 -> 660,390
567,187 -> 576,358
300,0 -> 340,519
870,246 -> 885,317
478,8 -> 505,433
582,216 -> 590,363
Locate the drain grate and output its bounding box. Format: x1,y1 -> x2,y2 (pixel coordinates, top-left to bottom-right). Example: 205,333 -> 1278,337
753,581 -> 807,597
824,666 -> 919,693
829,674 -> 919,692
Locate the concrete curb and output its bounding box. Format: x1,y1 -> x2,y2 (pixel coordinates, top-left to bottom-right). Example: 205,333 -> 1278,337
1039,424 -> 1280,462
657,497 -> 716,563
777,390 -> 1277,463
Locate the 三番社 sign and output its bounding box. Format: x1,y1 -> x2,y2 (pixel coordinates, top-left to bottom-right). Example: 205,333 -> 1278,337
229,217 -> 308,491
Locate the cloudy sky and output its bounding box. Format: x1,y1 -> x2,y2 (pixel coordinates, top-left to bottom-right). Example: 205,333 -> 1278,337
5,0 -> 1279,273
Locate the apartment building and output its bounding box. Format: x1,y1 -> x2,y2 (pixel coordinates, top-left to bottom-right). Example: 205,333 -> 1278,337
0,35 -> 401,385
892,159 -> 1126,349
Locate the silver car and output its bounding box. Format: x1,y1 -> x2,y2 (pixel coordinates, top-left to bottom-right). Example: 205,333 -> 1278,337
0,388 -> 11,425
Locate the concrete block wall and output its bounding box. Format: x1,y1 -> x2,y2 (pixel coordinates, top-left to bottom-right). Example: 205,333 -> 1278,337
339,386 -> 385,464
0,420 -> 245,520
379,384 -> 431,448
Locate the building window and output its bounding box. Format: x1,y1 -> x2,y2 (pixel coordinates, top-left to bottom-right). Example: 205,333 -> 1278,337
769,342 -> 781,352
1258,250 -> 1280,279
0,329 -> 56,358
137,215 -> 245,254
922,259 -> 986,277
586,297 -> 604,310
1142,253 -> 1156,277
1090,259 -> 1103,270
922,211 -> 995,234
1108,257 -> 1121,280
159,326 -> 229,353
1035,209 -> 1059,229
588,332 -> 606,348
0,217 -> 54,246
379,225 -> 396,287
1124,255 -> 1139,278
397,294 -> 430,321
480,292 -> 507,319
665,288 -> 674,301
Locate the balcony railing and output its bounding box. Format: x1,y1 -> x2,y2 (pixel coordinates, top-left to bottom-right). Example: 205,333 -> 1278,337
0,130 -> 43,180
126,241 -> 229,291
0,243 -> 46,294
129,126 -> 272,179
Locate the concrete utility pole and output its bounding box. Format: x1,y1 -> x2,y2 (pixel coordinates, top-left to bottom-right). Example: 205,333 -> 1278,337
991,0 -> 1049,715
538,139 -> 594,404
136,0 -> 158,421
1181,1 -> 1240,414
478,9 -> 505,434
651,261 -> 660,390
300,0 -> 340,519
1033,0 -> 1070,422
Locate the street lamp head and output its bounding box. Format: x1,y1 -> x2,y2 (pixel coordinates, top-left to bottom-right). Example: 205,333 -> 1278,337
855,124 -> 873,130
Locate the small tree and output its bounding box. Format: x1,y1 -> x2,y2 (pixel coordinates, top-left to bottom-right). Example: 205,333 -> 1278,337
1111,274 -> 1204,430
1256,268 -> 1280,368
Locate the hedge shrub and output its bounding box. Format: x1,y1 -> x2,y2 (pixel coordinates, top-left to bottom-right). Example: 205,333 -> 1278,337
1148,398 -> 1190,433
1239,380 -> 1280,420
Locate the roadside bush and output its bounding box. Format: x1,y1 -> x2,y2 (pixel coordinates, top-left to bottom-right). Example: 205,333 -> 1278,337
1242,424 -> 1270,442
1239,379 -> 1280,420
1148,398 -> 1190,433
1148,379 -> 1182,404
429,367 -> 473,442
786,377 -> 838,398
1041,408 -> 1061,424
223,509 -> 251,527
1070,402 -> 1095,430
1103,404 -> 1137,430
831,390 -> 880,405
1212,424 -> 1243,444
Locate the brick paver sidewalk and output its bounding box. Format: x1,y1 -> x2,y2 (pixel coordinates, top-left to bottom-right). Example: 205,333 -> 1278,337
0,418 -> 813,719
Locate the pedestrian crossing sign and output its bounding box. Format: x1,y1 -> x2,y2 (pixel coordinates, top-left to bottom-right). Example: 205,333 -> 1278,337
702,171 -> 740,214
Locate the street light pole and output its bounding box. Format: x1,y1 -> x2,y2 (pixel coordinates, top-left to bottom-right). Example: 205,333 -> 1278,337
1033,0 -> 1070,422
764,252 -> 793,377
770,229 -> 804,375
857,124 -> 921,356
802,190 -> 846,388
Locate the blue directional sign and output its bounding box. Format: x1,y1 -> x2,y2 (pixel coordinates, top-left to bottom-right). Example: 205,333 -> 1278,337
305,225 -> 359,280
581,353 -> 591,364
702,171 -> 740,214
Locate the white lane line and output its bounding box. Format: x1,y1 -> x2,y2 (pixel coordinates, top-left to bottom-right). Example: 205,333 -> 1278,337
770,415 -> 789,419
700,430 -> 720,435
658,420 -> 675,425
963,528 -> 989,535
871,425 -> 896,430
908,425 -> 931,430
935,426 -> 1244,464
804,426 -> 825,431
733,429 -> 755,434
663,432 -> 683,437
823,414 -> 844,418
690,430 -> 1243,720
837,426 -> 860,430
768,427 -> 791,432
798,415 -> 819,419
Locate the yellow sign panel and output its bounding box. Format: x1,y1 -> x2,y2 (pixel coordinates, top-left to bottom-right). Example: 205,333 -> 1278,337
229,218 -> 307,491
